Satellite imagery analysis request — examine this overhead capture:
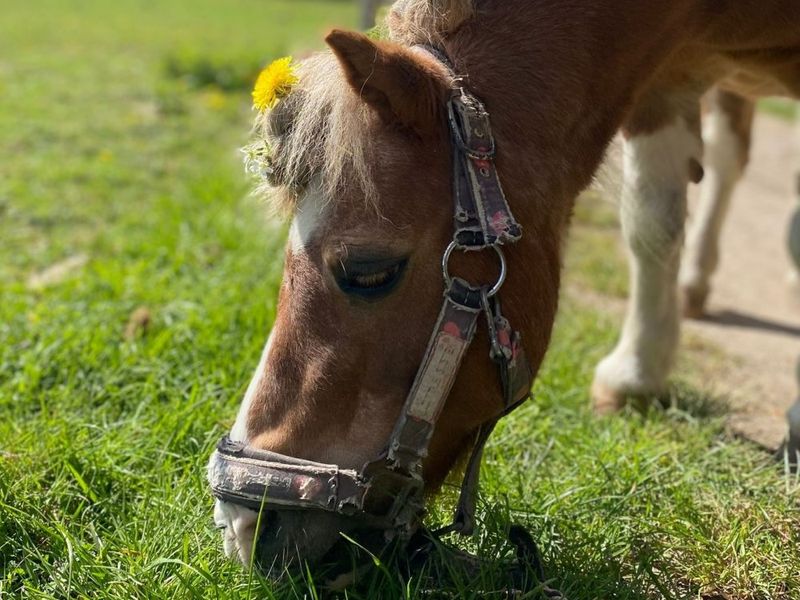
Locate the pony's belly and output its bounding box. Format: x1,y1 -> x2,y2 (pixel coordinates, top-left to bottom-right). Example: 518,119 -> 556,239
714,49 -> 800,100
718,69 -> 794,100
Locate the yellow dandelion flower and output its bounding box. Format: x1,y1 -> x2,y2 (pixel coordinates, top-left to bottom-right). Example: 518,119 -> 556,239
252,57 -> 298,112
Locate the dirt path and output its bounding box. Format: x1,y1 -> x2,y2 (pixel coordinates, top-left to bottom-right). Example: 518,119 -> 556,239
682,112 -> 800,450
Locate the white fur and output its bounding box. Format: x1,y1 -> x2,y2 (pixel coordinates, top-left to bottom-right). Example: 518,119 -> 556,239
787,398 -> 800,461
288,180 -> 326,253
213,330 -> 278,565
788,399 -> 800,438
680,103 -> 744,299
230,331 -> 274,442
594,117 -> 702,396
214,499 -> 259,564
216,181 -> 327,567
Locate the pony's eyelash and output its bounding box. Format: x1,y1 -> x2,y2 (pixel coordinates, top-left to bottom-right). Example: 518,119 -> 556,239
334,258 -> 407,299
349,265 -> 399,288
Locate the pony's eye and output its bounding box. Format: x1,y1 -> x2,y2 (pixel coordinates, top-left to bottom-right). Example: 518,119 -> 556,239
335,257 -> 408,300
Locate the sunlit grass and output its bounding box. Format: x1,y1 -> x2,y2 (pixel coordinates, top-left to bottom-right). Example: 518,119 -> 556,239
1,2 -> 798,598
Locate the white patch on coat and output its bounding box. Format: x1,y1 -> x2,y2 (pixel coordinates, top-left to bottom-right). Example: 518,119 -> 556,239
214,499 -> 259,565
680,104 -> 744,295
788,399 -> 800,438
288,179 -> 327,253
787,399 -> 800,460
230,331 -> 274,442
701,102 -> 745,175
214,179 -> 326,566
594,117 -> 702,395
213,328 -> 276,565
619,118 -> 701,257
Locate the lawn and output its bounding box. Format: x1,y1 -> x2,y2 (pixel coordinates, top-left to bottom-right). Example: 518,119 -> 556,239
1,2 -> 798,599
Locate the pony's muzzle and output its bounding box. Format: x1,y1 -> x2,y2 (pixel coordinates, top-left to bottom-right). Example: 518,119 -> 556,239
254,509 -> 359,575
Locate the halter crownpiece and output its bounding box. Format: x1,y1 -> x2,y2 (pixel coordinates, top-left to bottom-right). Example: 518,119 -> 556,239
208,43 -> 534,542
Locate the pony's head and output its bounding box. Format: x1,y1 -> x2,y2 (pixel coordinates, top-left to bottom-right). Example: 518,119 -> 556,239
211,5 -> 564,577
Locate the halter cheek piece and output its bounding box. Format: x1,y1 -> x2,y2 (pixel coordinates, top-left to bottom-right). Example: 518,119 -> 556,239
208,46 -> 534,541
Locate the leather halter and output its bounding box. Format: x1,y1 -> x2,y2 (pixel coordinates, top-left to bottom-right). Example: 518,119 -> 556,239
208,45 -> 534,542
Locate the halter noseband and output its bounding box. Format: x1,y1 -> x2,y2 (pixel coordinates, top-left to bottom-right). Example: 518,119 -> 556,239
208,45 -> 534,542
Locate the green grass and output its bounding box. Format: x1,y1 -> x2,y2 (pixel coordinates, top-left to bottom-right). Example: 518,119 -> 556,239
1,2 -> 799,599
759,99 -> 798,122
567,192 -> 629,299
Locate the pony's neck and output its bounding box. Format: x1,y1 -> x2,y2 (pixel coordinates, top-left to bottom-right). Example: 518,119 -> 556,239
444,0 -> 698,214
424,3 -> 703,445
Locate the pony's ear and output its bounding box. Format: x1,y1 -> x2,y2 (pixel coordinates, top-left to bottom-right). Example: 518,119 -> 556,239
325,29 -> 450,134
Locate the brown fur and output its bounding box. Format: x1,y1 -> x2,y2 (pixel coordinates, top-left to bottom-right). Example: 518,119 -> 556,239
238,0 -> 800,561
326,30 -> 451,134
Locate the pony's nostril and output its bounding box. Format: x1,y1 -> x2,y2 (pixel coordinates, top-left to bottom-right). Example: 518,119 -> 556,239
258,510 -> 281,538
264,510 -> 278,522
254,510 -> 354,573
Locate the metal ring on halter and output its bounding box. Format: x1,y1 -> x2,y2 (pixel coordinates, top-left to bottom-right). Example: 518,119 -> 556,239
441,240 -> 507,297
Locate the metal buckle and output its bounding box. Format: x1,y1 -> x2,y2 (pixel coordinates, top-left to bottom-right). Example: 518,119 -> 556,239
480,288 -> 507,363
447,90 -> 496,159
442,240 -> 507,298
360,457 -> 425,529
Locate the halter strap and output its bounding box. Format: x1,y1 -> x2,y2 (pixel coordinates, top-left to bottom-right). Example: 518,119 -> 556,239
415,44 -> 523,249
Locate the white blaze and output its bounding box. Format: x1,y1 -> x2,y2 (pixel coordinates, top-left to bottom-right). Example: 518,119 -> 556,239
231,178 -> 327,441
288,179 -> 327,253
213,178 -> 331,566
213,330 -> 274,565
230,331 -> 274,442
213,180 -> 329,566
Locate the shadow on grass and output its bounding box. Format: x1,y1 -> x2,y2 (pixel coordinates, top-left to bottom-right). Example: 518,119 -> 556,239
700,309 -> 800,339
655,382 -> 729,420
240,517 -> 662,600
602,383 -> 728,422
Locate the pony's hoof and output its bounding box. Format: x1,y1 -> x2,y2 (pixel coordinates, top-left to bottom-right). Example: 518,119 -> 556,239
591,380 -> 653,415
590,380 -> 626,415
680,285 -> 708,319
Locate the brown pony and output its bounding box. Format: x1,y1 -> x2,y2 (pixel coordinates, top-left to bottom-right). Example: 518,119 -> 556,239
211,0 -> 800,572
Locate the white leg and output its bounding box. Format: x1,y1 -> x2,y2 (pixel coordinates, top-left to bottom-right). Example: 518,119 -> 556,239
787,396 -> 800,466
789,173 -> 800,286
592,116 -> 702,412
680,92 -> 752,317
786,175 -> 800,465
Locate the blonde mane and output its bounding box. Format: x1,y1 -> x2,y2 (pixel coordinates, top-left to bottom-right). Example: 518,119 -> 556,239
387,0 -> 475,45
244,0 -> 475,215
245,52 -> 375,215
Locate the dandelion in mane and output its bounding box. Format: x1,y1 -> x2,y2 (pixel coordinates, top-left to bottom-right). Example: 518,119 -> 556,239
242,0 -> 476,216
252,57 -> 298,111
